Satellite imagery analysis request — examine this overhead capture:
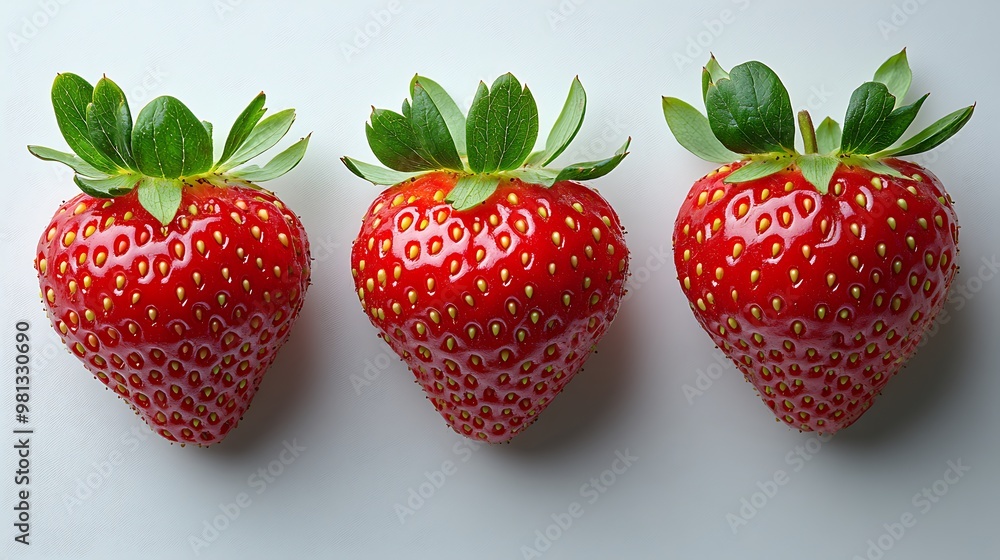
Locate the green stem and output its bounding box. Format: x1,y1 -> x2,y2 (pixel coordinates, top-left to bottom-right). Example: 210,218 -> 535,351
798,110 -> 818,155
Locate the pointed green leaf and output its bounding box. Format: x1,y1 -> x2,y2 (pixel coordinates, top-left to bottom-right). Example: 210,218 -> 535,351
223,108 -> 296,169
525,76 -> 586,166
797,154 -> 839,194
409,83 -> 465,170
816,117 -> 843,154
366,108 -> 434,171
341,157 -> 425,186
702,55 -> 729,101
662,97 -> 739,163
705,61 -> 796,154
51,73 -> 118,173
136,176 -> 183,225
877,105 -> 975,157
466,74 -> 540,173
132,96 -> 213,178
552,138 -> 630,183
842,82 -> 927,155
840,82 -> 896,155
505,167 -> 559,187
219,92 -> 266,166
411,75 -> 467,156
865,93 -> 928,154
723,157 -> 791,184
202,120 -> 212,138
848,156 -> 909,179
28,145 -> 105,177
86,77 -> 135,170
73,173 -> 139,198
446,174 -> 502,210
231,135 -> 310,182
874,49 -> 912,107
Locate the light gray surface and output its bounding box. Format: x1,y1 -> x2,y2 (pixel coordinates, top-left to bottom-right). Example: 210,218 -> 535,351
1,1 -> 997,558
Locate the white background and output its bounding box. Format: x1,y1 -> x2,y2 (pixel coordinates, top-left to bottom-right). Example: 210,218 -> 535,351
2,1 -> 998,559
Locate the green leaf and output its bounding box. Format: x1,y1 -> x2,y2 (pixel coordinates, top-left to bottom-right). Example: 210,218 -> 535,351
411,75 -> 467,156
525,76 -> 586,166
136,176 -> 183,225
73,173 -> 139,198
341,157 -> 425,186
552,138 -> 630,184
51,73 -> 118,173
874,49 -> 912,107
27,145 -> 104,177
662,97 -> 739,163
840,82 -> 896,155
202,120 -> 213,138
705,61 -> 796,154
702,55 -> 729,101
219,92 -> 266,166
815,117 -> 842,154
466,74 -> 540,173
842,82 -> 928,155
847,156 -> 909,179
867,93 -> 928,154
409,83 -> 465,171
505,167 -> 559,186
446,174 -> 502,210
877,105 -> 975,157
223,108 -> 296,169
132,96 -> 213,178
231,134 -> 310,182
797,154 -> 839,194
86,77 -> 135,170
366,108 -> 434,171
723,157 -> 791,184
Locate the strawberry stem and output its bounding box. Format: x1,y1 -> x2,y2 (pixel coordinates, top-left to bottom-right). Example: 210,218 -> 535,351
798,110 -> 818,155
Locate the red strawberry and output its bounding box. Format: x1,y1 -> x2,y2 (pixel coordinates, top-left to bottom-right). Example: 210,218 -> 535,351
343,74 -> 630,442
663,50 -> 973,433
29,74 -> 311,445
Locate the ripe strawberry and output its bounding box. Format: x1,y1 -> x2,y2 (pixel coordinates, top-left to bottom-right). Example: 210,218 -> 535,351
343,74 -> 630,442
29,74 -> 311,445
663,50 -> 973,433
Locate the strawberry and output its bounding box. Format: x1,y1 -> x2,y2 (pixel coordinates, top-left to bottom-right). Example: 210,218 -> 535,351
29,74 -> 312,445
662,50 -> 973,433
343,74 -> 630,442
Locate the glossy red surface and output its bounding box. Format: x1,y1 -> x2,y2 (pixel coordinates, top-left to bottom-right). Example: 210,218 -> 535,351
352,173 -> 629,442
35,182 -> 310,445
673,159 -> 958,432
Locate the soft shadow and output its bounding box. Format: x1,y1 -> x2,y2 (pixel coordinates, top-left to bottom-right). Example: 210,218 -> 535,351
202,304 -> 322,457
830,300 -> 972,447
497,308 -> 638,456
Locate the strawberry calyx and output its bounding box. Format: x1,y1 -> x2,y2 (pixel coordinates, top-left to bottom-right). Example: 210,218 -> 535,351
663,49 -> 975,193
342,73 -> 630,210
28,73 -> 309,225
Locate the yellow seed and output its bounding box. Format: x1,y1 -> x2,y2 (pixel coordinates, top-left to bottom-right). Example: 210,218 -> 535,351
827,273 -> 837,287
801,245 -> 812,259
62,231 -> 76,247
771,243 -> 780,257
758,217 -> 771,233
850,255 -> 860,269
732,243 -> 744,259
750,269 -> 760,283
789,268 -> 799,283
